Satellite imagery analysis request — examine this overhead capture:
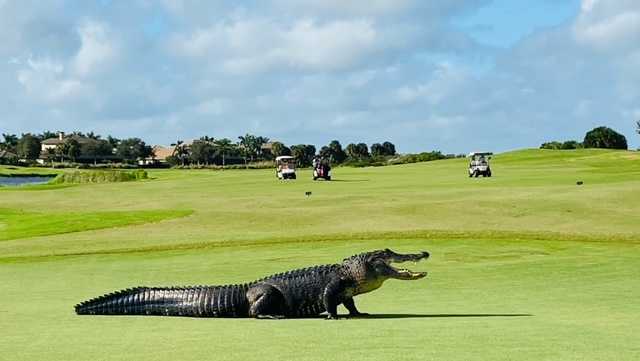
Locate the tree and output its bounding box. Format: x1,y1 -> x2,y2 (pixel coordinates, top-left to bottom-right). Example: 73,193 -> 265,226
171,140 -> 189,166
213,138 -> 235,168
57,138 -> 81,162
636,120 -> 639,136
540,141 -> 563,150
38,131 -> 58,140
81,139 -> 113,164
107,135 -> 120,149
561,140 -> 583,150
319,140 -> 347,164
290,144 -> 316,167
190,139 -> 215,165
356,143 -> 369,158
271,141 -> 291,157
318,146 -> 332,159
116,138 -> 153,163
85,131 -> 101,140
382,141 -> 396,156
345,143 -> 358,159
370,143 -> 385,157
1,133 -> 18,152
16,134 -> 41,161
583,126 -> 628,150
238,134 -> 269,162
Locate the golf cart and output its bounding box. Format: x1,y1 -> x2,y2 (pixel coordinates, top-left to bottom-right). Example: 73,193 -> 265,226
276,156 -> 297,180
313,157 -> 331,181
468,152 -> 493,177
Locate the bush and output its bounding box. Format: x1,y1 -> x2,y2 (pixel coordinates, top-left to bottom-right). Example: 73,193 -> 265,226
50,170 -> 148,184
541,140 -> 583,150
584,126 -> 628,150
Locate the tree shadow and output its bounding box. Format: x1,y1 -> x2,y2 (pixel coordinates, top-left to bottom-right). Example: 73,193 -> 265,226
353,313 -> 533,319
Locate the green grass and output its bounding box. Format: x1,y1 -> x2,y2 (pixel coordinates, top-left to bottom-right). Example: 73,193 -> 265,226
0,149 -> 639,360
0,209 -> 192,242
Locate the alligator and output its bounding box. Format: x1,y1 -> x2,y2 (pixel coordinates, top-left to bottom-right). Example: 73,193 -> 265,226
75,249 -> 429,319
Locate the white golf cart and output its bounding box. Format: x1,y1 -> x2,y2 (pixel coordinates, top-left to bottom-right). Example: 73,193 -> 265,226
468,152 -> 493,177
276,156 -> 297,180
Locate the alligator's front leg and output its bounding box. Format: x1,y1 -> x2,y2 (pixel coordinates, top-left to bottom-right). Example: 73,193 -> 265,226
323,278 -> 352,320
343,297 -> 369,317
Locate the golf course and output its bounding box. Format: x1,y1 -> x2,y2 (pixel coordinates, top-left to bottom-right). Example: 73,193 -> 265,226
1,148 -> 639,360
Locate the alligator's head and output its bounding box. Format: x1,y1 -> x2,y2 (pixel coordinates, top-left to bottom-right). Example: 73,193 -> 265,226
342,249 -> 430,295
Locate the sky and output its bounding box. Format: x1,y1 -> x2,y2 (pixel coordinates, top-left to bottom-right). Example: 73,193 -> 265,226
1,0 -> 639,153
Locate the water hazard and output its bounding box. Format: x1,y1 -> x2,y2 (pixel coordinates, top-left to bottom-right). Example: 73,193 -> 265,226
0,175 -> 56,186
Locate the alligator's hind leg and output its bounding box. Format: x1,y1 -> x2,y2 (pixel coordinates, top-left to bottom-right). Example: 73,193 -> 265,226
246,284 -> 286,319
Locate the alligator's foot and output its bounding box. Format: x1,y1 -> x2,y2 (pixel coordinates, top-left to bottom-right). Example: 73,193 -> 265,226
325,314 -> 347,320
256,314 -> 285,320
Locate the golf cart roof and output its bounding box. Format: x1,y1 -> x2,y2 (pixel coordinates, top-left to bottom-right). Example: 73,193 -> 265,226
468,152 -> 493,157
275,156 -> 295,161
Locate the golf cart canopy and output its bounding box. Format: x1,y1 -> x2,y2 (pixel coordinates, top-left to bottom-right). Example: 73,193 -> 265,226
275,156 -> 295,162
468,152 -> 493,158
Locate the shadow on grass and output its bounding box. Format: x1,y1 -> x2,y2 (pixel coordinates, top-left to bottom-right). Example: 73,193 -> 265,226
355,313 -> 533,319
329,179 -> 370,182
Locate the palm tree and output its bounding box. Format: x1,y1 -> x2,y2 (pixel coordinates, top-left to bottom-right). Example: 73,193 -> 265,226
171,140 -> 189,166
213,138 -> 234,169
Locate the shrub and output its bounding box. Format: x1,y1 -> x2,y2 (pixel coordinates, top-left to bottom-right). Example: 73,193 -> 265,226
584,126 -> 628,150
50,170 -> 148,184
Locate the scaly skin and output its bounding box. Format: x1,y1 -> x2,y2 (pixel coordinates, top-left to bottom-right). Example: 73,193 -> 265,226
75,249 -> 429,319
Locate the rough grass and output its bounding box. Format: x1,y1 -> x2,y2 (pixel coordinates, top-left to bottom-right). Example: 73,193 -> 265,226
0,149 -> 638,360
49,169 -> 149,184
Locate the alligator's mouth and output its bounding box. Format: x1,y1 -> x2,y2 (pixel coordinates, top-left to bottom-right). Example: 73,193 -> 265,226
385,251 -> 429,280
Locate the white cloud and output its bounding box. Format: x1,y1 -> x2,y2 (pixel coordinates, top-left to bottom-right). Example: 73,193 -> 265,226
73,21 -> 117,76
2,0 -> 639,151
16,57 -> 88,103
574,0 -> 640,51
172,18 -> 377,73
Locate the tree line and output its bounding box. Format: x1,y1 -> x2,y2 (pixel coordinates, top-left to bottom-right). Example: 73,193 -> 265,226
541,126 -> 631,150
169,135 -> 399,168
0,131 -> 152,165
0,130 -> 403,168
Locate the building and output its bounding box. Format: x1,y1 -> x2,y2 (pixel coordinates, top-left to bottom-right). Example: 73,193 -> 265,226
139,145 -> 175,166
41,132 -> 93,152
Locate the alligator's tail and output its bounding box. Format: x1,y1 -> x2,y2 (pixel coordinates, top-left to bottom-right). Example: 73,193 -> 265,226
74,285 -> 250,317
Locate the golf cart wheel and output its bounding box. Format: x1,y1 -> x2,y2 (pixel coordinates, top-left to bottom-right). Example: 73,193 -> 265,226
474,171 -> 480,178
291,174 -> 297,180
313,176 -> 317,181
327,176 -> 331,181
487,171 -> 492,177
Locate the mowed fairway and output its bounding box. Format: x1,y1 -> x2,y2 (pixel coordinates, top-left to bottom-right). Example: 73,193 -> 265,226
1,149 -> 639,360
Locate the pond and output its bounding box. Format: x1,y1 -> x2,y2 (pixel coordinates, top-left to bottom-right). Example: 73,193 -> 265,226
0,175 -> 56,187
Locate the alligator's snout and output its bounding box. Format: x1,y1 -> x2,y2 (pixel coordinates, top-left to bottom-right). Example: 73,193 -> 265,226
385,250 -> 430,280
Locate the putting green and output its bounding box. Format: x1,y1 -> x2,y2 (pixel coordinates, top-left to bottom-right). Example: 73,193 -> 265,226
1,149 -> 638,360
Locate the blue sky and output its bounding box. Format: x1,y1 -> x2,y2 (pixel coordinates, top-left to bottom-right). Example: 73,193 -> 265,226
1,0 -> 639,153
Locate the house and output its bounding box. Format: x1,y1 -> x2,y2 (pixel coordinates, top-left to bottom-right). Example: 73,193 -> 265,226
40,132 -> 94,153
139,145 -> 175,166
0,150 -> 18,164
38,132 -> 100,164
